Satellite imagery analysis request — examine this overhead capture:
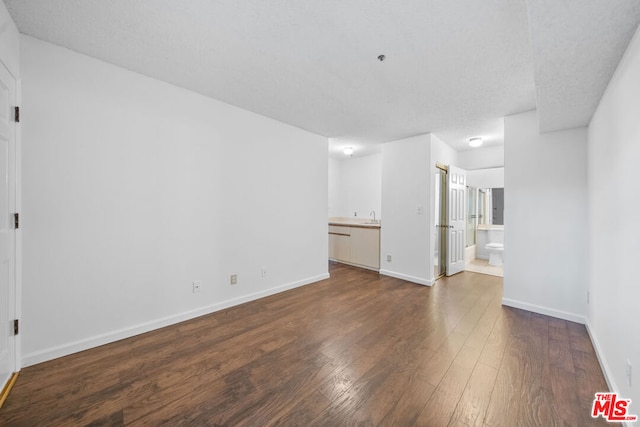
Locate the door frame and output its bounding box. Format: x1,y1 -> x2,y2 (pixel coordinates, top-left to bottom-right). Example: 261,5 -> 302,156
0,55 -> 21,401
434,162 -> 448,280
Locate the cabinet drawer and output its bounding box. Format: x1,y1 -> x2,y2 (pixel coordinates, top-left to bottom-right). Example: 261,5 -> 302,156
329,225 -> 351,236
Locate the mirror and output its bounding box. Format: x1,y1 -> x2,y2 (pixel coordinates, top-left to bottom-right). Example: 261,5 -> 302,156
467,186 -> 477,246
478,188 -> 504,225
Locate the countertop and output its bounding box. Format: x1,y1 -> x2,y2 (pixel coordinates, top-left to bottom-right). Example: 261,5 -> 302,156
477,224 -> 504,231
328,217 -> 381,229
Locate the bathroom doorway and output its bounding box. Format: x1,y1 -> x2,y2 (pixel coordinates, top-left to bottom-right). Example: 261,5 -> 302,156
433,164 -> 447,279
465,187 -> 504,277
434,162 -> 467,279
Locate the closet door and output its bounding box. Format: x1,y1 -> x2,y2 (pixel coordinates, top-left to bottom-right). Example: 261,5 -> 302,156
446,166 -> 466,276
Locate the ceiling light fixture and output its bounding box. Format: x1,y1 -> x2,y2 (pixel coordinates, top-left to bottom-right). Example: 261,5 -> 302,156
469,137 -> 483,148
343,147 -> 354,156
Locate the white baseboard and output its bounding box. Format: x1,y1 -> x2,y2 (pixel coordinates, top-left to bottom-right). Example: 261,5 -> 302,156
585,319 -> 637,427
585,319 -> 619,392
501,300 -> 636,425
22,273 -> 330,367
501,297 -> 585,324
379,269 -> 433,286
329,259 -> 380,272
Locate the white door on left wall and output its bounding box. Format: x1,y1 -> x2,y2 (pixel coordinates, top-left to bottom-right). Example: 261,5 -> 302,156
0,60 -> 17,391
446,165 -> 466,276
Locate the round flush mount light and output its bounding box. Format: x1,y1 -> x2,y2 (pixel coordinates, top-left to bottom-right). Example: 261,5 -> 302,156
377,54 -> 386,62
469,137 -> 483,148
343,147 -> 354,156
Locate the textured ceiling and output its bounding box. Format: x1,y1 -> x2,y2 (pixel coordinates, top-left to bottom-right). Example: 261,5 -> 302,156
525,0 -> 640,133
4,0 -> 639,157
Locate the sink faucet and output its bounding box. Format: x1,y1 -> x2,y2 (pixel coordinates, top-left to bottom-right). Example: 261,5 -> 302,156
370,210 -> 376,223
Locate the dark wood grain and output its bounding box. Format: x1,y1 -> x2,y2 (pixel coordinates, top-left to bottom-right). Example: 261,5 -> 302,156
448,361 -> 499,426
0,263 -> 615,426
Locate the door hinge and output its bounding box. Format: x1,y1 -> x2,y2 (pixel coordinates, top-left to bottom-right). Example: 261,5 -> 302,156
13,319 -> 19,336
14,106 -> 19,123
14,213 -> 19,229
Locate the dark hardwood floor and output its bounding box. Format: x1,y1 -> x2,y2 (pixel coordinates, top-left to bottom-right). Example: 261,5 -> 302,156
1,262 -> 614,426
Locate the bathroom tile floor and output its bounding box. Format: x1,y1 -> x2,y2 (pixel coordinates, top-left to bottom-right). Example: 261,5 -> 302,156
465,258 -> 504,277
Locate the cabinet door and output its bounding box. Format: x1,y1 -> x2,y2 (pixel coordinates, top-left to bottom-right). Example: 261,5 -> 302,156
329,231 -> 351,262
350,228 -> 380,269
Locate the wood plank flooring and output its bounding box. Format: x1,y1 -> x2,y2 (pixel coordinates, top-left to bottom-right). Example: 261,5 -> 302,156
0,262 -> 615,426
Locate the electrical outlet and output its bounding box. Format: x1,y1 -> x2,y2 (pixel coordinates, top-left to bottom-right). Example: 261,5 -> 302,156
354,212 -> 358,217
230,274 -> 237,285
261,268 -> 267,278
627,359 -> 632,387
417,205 -> 424,215
387,254 -> 392,262
192,281 -> 201,293
587,291 -> 590,304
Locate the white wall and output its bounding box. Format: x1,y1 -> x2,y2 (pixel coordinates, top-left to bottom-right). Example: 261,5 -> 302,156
467,167 -> 504,189
588,24 -> 640,408
503,110 -> 588,322
0,2 -> 20,78
457,145 -> 504,170
380,134 -> 431,285
328,153 -> 381,220
21,36 -> 329,366
430,133 -> 459,172
327,157 -> 344,217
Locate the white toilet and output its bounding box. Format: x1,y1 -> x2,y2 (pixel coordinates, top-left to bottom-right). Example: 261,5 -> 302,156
485,228 -> 504,267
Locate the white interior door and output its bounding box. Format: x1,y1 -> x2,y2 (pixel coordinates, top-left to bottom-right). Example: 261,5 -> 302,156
446,166 -> 466,276
0,61 -> 17,390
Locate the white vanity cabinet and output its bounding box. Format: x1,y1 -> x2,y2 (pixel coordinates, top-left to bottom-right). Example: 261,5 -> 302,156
328,221 -> 380,271
349,227 -> 380,269
328,225 -> 351,262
